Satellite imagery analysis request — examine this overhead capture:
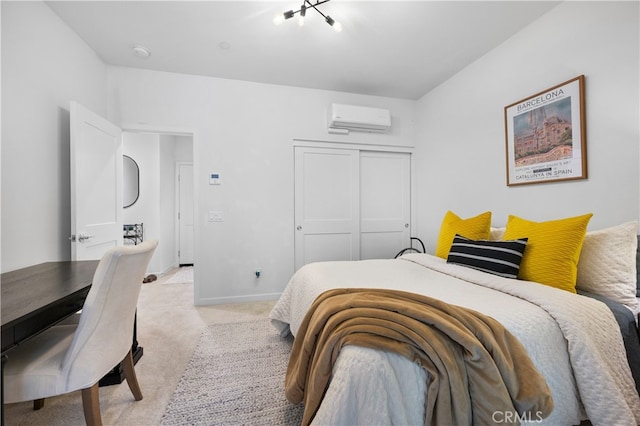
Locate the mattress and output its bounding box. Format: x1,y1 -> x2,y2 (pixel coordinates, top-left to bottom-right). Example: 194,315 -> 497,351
270,253 -> 640,425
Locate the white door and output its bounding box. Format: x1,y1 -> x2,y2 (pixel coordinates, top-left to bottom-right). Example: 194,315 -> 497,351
178,163 -> 194,265
360,151 -> 411,259
294,147 -> 360,271
70,101 -> 123,260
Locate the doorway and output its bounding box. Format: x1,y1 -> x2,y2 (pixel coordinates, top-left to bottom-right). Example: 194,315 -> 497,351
122,131 -> 195,274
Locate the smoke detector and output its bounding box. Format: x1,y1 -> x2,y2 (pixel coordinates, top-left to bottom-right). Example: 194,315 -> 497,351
132,45 -> 151,58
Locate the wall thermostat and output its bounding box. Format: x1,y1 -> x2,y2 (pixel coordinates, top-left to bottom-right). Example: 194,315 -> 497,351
209,172 -> 221,185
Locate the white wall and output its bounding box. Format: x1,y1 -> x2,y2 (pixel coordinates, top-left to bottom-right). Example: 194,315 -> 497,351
1,1 -> 107,272
1,1 -> 3,275
171,135 -> 194,164
414,1 -> 639,252
107,67 -> 417,304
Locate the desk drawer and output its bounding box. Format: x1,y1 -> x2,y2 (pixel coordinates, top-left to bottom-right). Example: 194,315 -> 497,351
13,291 -> 88,347
1,327 -> 15,353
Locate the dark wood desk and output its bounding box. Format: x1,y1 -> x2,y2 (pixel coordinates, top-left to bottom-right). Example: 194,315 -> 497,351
2,261 -> 98,354
1,261 -> 95,424
1,261 -> 143,396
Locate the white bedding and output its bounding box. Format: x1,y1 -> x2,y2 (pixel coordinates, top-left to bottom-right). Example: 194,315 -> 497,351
269,253 -> 640,425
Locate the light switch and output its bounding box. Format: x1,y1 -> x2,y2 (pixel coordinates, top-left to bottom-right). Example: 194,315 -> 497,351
208,211 -> 223,222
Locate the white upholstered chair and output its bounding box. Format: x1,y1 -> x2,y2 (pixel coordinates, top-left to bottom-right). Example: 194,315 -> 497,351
3,240 -> 158,426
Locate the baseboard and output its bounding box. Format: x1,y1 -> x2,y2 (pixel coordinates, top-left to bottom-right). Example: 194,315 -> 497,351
195,292 -> 282,306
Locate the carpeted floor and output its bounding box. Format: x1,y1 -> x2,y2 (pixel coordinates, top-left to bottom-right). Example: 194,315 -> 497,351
163,266 -> 193,284
160,319 -> 303,426
2,268 -> 279,426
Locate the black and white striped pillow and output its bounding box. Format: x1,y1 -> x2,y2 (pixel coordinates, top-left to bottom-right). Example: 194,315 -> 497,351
446,234 -> 528,279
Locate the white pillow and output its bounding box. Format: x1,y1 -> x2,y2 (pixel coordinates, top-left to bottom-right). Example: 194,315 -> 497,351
576,221 -> 638,311
489,227 -> 506,241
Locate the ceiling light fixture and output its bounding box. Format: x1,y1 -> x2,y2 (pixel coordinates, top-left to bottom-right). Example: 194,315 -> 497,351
273,0 -> 342,32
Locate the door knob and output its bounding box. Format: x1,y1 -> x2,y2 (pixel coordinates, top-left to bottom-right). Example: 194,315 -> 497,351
78,234 -> 95,242
296,226 -> 302,231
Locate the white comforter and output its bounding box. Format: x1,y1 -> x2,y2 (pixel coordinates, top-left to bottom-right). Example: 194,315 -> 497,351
269,254 -> 640,426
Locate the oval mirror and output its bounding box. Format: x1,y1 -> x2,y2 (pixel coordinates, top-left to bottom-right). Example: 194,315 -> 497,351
123,155 -> 140,208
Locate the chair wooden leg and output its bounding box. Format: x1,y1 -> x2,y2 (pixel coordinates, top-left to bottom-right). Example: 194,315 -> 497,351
33,398 -> 45,410
81,383 -> 102,426
122,349 -> 143,401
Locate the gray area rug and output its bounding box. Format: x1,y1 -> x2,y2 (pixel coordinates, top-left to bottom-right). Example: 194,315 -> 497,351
160,318 -> 304,425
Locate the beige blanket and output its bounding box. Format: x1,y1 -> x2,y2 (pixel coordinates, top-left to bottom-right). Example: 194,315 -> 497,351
285,288 -> 554,426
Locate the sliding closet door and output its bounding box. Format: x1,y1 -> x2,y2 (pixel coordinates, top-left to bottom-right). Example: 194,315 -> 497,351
294,147 -> 360,271
295,146 -> 412,271
360,151 -> 411,259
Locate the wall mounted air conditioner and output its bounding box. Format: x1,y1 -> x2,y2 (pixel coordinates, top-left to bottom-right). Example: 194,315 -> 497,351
328,103 -> 391,133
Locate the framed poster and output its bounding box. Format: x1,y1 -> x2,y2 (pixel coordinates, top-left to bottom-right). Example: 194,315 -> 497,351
504,75 -> 586,186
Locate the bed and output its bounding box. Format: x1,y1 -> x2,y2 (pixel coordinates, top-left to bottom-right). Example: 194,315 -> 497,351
269,214 -> 640,425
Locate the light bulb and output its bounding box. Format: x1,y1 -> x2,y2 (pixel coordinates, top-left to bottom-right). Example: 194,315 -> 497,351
274,10 -> 294,25
298,5 -> 306,27
325,16 -> 342,33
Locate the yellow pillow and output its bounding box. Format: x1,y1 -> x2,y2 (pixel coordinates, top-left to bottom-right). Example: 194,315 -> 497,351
435,211 -> 491,259
502,213 -> 593,293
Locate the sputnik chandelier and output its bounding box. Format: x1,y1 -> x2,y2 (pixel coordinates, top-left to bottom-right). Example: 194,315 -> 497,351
273,0 -> 342,32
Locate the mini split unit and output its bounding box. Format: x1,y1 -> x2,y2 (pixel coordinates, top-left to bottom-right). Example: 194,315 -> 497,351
328,103 -> 392,134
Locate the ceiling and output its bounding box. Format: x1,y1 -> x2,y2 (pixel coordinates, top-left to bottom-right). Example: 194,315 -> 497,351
46,1 -> 560,100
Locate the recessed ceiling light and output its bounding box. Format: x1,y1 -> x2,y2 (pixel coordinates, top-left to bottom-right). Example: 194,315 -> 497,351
132,45 -> 151,58
219,41 -> 231,50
